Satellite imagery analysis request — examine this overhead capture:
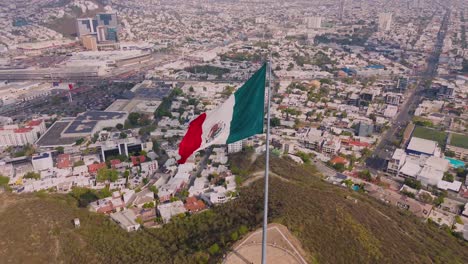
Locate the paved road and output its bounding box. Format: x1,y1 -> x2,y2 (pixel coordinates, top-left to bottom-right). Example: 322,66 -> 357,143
365,8 -> 451,172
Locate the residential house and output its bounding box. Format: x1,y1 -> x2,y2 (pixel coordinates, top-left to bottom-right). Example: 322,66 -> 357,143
110,210 -> 141,232
157,201 -> 187,223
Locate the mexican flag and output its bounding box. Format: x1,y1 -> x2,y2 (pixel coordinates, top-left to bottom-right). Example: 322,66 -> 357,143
178,63 -> 267,164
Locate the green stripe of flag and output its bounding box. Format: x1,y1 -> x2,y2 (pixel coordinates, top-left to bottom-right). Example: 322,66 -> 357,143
226,63 -> 267,144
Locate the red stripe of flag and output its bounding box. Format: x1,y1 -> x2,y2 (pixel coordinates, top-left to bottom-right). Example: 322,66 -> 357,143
177,113 -> 206,164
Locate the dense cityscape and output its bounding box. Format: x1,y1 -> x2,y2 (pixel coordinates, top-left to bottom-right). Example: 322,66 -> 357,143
0,0 -> 467,263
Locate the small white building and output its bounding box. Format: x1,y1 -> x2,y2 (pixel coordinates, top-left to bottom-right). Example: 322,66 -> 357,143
110,210 -> 140,232
157,201 -> 187,223
32,152 -> 53,171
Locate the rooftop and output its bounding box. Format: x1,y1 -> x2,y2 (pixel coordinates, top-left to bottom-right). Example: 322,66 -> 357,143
110,210 -> 140,230
407,137 -> 437,155
36,121 -> 80,147
63,111 -> 126,135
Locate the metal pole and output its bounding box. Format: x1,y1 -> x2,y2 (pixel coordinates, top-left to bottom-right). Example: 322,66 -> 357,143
261,56 -> 272,264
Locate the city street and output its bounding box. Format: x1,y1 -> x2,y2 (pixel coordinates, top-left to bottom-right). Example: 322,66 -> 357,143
365,8 -> 451,172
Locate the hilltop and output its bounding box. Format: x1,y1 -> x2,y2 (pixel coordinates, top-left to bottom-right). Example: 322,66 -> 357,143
0,154 -> 467,264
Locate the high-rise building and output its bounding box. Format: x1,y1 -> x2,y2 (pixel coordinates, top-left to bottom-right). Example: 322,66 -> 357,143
76,13 -> 119,50
81,35 -> 98,51
339,0 -> 346,21
76,18 -> 98,37
306,16 -> 322,29
96,25 -> 107,42
378,13 -> 392,32
96,13 -> 118,27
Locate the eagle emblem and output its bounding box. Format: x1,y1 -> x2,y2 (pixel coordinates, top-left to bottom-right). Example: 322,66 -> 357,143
206,121 -> 226,144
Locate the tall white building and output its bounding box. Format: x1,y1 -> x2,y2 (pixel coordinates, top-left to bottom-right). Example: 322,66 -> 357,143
227,141 -> 243,154
378,13 -> 392,32
0,119 -> 46,147
306,16 -> 322,29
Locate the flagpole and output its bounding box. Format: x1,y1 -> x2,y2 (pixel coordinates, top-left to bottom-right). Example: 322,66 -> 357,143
261,55 -> 272,264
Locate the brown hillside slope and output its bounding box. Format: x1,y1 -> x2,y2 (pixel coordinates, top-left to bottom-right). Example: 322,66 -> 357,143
0,155 -> 466,263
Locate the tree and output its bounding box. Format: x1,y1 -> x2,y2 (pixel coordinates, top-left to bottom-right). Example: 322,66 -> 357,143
404,178 -> 422,190
189,86 -> 194,92
208,243 -> 220,255
296,151 -> 311,164
75,138 -> 85,145
270,117 -> 281,127
116,123 -> 124,130
188,98 -> 198,105
444,150 -> 455,157
419,192 -> 433,204
361,148 -> 372,158
456,167 -> 467,178
173,88 -> 183,96
98,187 -> 112,199
332,163 -> 346,172
119,132 -> 127,139
55,146 -> 64,154
434,195 -> 445,206
73,160 -> 85,167
443,172 -> 454,183
142,202 -> 155,209
23,171 -> 40,180
96,168 -> 119,182
0,175 -> 10,189
223,85 -> 235,96
149,186 -> 159,195
230,231 -> 239,241
319,78 -> 332,85
238,225 -> 249,235
128,112 -> 141,127
358,170 -> 372,181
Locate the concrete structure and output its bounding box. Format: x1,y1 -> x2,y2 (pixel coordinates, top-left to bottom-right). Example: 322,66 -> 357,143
437,84 -> 456,99
76,13 -> 119,50
406,137 -> 441,157
446,145 -> 468,161
306,16 -> 322,29
81,35 -> 98,51
110,210 -> 141,232
378,13 -> 392,32
386,93 -> 401,105
61,111 -> 127,138
32,152 -> 53,171
357,121 -> 374,137
227,141 -> 243,154
322,137 -> 341,157
76,18 -> 97,37
100,138 -> 144,161
157,201 -> 187,223
0,120 -> 46,146
387,148 -> 407,175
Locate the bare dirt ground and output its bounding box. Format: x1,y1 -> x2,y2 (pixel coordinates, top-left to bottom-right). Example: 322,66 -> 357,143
224,223 -> 309,264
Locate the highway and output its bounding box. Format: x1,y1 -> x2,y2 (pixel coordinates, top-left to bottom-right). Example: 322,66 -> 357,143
365,8 -> 450,172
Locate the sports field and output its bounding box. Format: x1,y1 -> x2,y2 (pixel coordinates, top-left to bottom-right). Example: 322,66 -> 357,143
412,126 -> 447,147
449,133 -> 468,149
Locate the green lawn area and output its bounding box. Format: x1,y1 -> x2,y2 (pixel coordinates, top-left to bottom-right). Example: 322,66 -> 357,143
412,126 -> 447,147
450,133 -> 468,149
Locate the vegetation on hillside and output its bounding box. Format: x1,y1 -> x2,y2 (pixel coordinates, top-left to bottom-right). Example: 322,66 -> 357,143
0,155 -> 467,263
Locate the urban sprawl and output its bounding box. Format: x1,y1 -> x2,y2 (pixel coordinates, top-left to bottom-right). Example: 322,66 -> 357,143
0,0 -> 467,240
